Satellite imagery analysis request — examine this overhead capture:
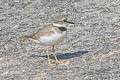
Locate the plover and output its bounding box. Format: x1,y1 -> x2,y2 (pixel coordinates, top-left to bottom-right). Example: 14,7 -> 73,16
23,18 -> 74,65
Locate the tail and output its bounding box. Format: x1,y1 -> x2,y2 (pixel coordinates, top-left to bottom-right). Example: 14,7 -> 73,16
22,35 -> 33,39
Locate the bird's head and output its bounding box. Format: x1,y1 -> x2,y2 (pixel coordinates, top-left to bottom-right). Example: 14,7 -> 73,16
53,17 -> 74,27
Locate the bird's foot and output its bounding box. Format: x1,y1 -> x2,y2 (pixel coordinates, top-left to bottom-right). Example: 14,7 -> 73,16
48,63 -> 56,66
56,60 -> 65,64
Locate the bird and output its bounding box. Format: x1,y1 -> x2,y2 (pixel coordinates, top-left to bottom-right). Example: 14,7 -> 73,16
23,17 -> 74,66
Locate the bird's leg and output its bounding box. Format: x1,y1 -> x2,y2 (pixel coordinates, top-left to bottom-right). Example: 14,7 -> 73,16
46,48 -> 56,66
52,46 -> 64,64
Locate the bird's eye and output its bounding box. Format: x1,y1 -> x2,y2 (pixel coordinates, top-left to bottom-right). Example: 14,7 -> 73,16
64,19 -> 66,21
50,31 -> 55,34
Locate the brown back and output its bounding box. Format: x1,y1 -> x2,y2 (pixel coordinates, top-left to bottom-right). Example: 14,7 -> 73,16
29,24 -> 64,40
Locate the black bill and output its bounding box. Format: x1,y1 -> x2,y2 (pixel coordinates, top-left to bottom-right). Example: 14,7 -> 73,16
65,20 -> 75,24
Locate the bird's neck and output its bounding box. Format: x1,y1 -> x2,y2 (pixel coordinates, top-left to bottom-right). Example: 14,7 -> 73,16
53,23 -> 66,27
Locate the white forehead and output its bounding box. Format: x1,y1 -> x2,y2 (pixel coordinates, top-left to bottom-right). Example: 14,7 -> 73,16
53,23 -> 67,27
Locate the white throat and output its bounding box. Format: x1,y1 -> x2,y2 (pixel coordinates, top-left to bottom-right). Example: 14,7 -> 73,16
53,23 -> 66,27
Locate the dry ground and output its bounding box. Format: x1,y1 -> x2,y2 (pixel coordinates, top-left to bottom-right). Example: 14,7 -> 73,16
0,0 -> 120,80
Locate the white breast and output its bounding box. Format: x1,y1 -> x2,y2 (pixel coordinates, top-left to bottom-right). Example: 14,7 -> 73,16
35,30 -> 67,46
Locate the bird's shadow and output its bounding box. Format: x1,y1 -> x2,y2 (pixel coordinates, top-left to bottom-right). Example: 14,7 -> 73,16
30,50 -> 88,60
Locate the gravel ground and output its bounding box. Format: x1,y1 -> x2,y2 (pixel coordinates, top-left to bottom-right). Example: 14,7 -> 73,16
0,0 -> 120,80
